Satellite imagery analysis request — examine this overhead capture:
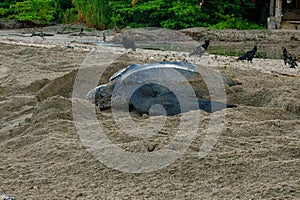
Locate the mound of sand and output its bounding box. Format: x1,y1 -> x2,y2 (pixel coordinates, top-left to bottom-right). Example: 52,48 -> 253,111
0,36 -> 299,199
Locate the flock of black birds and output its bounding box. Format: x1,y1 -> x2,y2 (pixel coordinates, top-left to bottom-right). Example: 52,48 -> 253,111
118,31 -> 298,68
192,40 -> 298,68
237,43 -> 298,68
14,27 -> 297,68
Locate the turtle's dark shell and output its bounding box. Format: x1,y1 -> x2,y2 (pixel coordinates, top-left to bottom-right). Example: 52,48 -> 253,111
127,83 -> 235,116
87,62 -> 237,115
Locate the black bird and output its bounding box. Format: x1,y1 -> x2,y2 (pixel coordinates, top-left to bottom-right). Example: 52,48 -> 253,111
102,32 -> 106,42
30,32 -> 53,40
79,27 -> 84,36
121,30 -> 136,51
237,43 -> 257,63
189,39 -> 209,57
282,47 -> 298,68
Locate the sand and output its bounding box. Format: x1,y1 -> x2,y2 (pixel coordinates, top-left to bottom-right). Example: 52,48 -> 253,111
0,28 -> 300,199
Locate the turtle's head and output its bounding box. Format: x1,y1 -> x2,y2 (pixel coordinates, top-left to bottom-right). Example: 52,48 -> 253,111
87,83 -> 113,109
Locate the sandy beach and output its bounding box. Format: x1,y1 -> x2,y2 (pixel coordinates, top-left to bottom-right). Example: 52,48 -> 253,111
0,27 -> 299,199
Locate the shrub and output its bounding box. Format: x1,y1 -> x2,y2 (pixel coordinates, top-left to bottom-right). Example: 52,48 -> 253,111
211,15 -> 265,30
72,0 -> 110,30
9,0 -> 57,24
160,1 -> 201,29
63,8 -> 78,24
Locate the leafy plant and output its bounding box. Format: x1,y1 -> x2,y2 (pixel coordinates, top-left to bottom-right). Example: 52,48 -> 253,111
72,0 -> 110,30
63,7 -> 78,24
160,1 -> 200,29
0,0 -> 265,30
111,0 -> 168,28
8,0 -> 57,24
0,8 -> 8,16
0,0 -> 17,18
111,13 -> 124,27
110,0 -> 204,29
211,15 -> 265,30
200,0 -> 256,25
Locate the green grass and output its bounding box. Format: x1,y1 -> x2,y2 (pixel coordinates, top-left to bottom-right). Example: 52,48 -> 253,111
208,46 -> 240,57
208,46 -> 268,59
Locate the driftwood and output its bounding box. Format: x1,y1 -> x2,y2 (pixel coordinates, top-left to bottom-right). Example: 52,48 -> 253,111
271,70 -> 300,78
56,31 -> 74,34
8,32 -> 54,40
8,33 -> 32,37
31,32 -> 54,40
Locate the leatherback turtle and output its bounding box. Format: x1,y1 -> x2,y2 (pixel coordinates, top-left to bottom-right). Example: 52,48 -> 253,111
87,62 -> 237,116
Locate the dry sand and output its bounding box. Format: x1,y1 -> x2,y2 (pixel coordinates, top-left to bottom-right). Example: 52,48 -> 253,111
0,29 -> 300,199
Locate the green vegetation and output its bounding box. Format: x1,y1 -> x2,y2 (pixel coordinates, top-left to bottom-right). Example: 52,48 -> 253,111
0,0 -> 73,24
0,0 -> 266,30
209,46 -> 267,58
209,46 -> 241,57
72,0 -> 110,29
210,15 -> 265,30
9,0 -> 57,24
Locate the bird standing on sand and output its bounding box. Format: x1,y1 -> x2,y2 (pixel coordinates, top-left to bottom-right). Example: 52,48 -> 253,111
237,43 -> 257,63
121,30 -> 136,51
189,39 -> 209,57
102,32 -> 106,42
282,47 -> 298,68
79,27 -> 84,37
